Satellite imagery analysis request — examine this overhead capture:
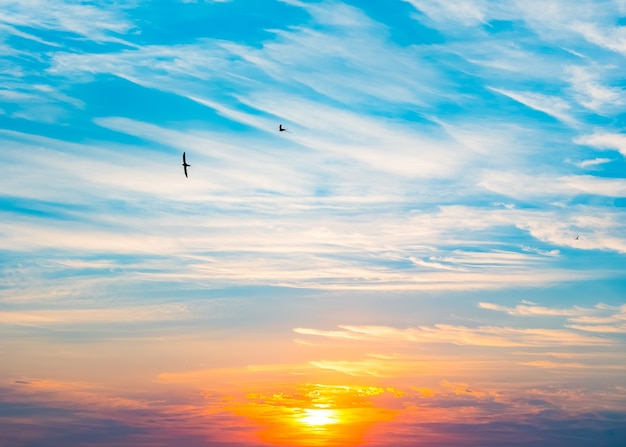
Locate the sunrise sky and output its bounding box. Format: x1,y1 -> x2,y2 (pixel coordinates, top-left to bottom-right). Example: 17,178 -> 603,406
1,1 -> 625,446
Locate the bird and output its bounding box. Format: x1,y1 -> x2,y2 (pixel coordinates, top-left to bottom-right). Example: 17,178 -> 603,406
182,152 -> 190,178
279,124 -> 290,133
575,234 -> 580,240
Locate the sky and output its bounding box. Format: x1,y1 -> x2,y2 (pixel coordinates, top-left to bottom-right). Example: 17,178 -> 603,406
1,0 -> 625,446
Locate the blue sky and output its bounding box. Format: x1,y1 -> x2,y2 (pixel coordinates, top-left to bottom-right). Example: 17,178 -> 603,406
1,1 -> 626,446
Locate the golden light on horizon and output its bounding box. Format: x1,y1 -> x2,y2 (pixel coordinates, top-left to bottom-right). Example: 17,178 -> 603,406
229,383 -> 399,446
299,408 -> 339,427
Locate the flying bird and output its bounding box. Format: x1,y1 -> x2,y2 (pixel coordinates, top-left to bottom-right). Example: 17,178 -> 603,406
575,234 -> 580,240
182,152 -> 191,178
279,124 -> 290,133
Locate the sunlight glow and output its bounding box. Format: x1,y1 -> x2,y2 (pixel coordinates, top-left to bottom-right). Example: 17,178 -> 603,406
230,383 -> 398,446
299,408 -> 339,427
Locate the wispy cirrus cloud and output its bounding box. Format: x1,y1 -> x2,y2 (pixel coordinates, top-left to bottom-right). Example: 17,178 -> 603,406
567,157 -> 613,168
488,87 -> 576,125
573,21 -> 626,56
403,0 -> 488,28
575,131 -> 626,158
480,301 -> 626,334
481,171 -> 626,199
2,185 -> 621,292
565,323 -> 626,333
0,304 -> 189,325
566,65 -> 626,113
0,0 -> 136,44
294,323 -> 612,347
479,301 -> 590,317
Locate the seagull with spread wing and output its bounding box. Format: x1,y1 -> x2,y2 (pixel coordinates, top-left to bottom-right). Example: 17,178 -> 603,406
182,152 -> 191,178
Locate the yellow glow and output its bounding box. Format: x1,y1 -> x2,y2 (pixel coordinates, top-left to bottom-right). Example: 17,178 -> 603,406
299,408 -> 339,426
230,383 -> 398,446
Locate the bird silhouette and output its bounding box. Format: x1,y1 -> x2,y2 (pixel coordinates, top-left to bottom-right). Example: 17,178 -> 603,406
182,152 -> 190,178
279,124 -> 290,133
575,234 -> 580,240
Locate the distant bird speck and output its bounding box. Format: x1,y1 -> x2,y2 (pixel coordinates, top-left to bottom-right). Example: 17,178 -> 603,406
575,234 -> 580,240
182,152 -> 190,178
279,124 -> 290,133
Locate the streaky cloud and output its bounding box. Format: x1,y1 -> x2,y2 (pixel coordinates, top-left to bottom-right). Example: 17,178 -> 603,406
575,132 -> 626,158
295,323 -> 613,347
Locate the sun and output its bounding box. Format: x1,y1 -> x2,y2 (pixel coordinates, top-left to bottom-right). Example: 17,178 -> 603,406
299,408 -> 340,427
230,383 -> 398,446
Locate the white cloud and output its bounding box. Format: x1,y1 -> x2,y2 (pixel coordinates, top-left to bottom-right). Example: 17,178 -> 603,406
478,301 -> 586,317
403,0 -> 488,27
520,245 -> 560,257
0,0 -> 136,44
409,256 -> 465,271
575,132 -> 626,158
232,93 -> 465,178
294,323 -> 613,347
0,23 -> 61,48
568,157 -> 612,168
573,22 -> 626,56
488,87 -> 576,125
566,65 -> 626,112
481,171 -> 626,199
518,212 -> 626,254
480,301 -> 626,334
